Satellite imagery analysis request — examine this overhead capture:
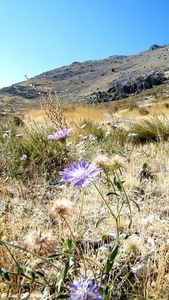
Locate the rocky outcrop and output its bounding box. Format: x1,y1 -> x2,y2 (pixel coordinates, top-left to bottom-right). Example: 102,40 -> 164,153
149,44 -> 162,51
87,70 -> 168,103
108,70 -> 167,95
0,85 -> 39,99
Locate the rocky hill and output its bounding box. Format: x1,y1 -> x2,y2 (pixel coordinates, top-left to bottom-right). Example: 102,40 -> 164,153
0,44 -> 169,110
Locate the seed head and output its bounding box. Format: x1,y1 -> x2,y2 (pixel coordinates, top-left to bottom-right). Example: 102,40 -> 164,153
24,230 -> 53,249
50,199 -> 72,217
109,154 -> 125,170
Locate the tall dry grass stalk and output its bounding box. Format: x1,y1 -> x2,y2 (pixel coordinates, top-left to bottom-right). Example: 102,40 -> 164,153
25,76 -> 67,130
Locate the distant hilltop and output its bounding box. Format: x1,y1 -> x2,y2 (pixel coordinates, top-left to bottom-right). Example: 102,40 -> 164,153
0,43 -> 169,108
149,44 -> 167,50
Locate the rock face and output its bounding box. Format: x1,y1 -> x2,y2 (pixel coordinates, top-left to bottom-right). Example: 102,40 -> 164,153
0,43 -> 169,107
0,85 -> 39,99
111,71 -> 166,99
87,70 -> 168,103
149,44 -> 162,51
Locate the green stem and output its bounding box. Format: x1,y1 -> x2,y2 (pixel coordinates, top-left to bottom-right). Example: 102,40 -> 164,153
62,216 -> 87,277
0,239 -> 61,271
2,270 -> 46,287
127,167 -> 142,197
76,189 -> 84,230
103,170 -> 123,243
115,170 -> 132,229
92,181 -> 116,219
0,238 -> 101,272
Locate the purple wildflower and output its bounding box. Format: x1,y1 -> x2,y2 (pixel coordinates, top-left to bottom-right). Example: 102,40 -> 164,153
16,134 -> 23,137
96,126 -> 102,130
79,135 -> 88,140
111,124 -> 118,130
80,124 -> 86,129
119,152 -> 127,158
89,135 -> 97,141
104,121 -> 111,125
128,132 -> 138,137
3,130 -> 11,138
3,130 -> 11,134
19,154 -> 27,161
47,128 -> 72,141
60,160 -> 101,188
69,278 -> 102,300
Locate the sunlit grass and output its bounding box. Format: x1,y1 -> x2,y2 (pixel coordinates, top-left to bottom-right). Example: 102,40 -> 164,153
130,114 -> 169,142
115,98 -> 169,119
26,105 -> 107,125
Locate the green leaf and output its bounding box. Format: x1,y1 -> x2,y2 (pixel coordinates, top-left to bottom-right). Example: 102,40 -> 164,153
96,216 -> 107,228
106,191 -> 119,196
41,285 -> 47,293
17,266 -> 24,275
35,271 -> 45,277
56,294 -> 69,299
47,253 -> 61,259
142,162 -> 148,170
114,176 -> 122,191
63,261 -> 69,280
0,269 -> 10,281
0,231 -> 4,238
30,271 -> 36,283
56,278 -> 63,293
61,237 -> 74,253
131,199 -> 140,212
101,234 -> 115,242
4,271 -> 10,281
123,233 -> 130,240
67,238 -> 73,250
105,245 -> 119,273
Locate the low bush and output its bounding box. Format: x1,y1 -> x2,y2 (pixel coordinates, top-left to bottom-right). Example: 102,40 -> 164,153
138,107 -> 149,115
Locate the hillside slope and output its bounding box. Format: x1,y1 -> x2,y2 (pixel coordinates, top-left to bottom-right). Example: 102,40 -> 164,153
0,44 -> 169,111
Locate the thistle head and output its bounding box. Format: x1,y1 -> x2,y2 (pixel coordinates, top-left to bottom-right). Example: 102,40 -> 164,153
50,199 -> 72,218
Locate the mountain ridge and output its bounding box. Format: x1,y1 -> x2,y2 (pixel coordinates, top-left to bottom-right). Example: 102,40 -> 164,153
0,44 -> 169,110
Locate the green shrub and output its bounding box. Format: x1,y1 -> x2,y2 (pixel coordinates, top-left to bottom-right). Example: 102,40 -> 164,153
138,107 -> 149,115
128,103 -> 139,111
164,102 -> 169,109
0,122 -> 71,180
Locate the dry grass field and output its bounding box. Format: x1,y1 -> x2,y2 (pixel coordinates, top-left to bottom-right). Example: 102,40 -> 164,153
1,94 -> 169,299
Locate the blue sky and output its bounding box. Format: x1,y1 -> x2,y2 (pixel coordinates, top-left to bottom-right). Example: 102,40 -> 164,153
0,0 -> 169,88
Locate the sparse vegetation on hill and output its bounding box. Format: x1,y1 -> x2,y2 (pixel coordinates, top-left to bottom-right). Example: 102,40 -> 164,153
0,44 -> 169,112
